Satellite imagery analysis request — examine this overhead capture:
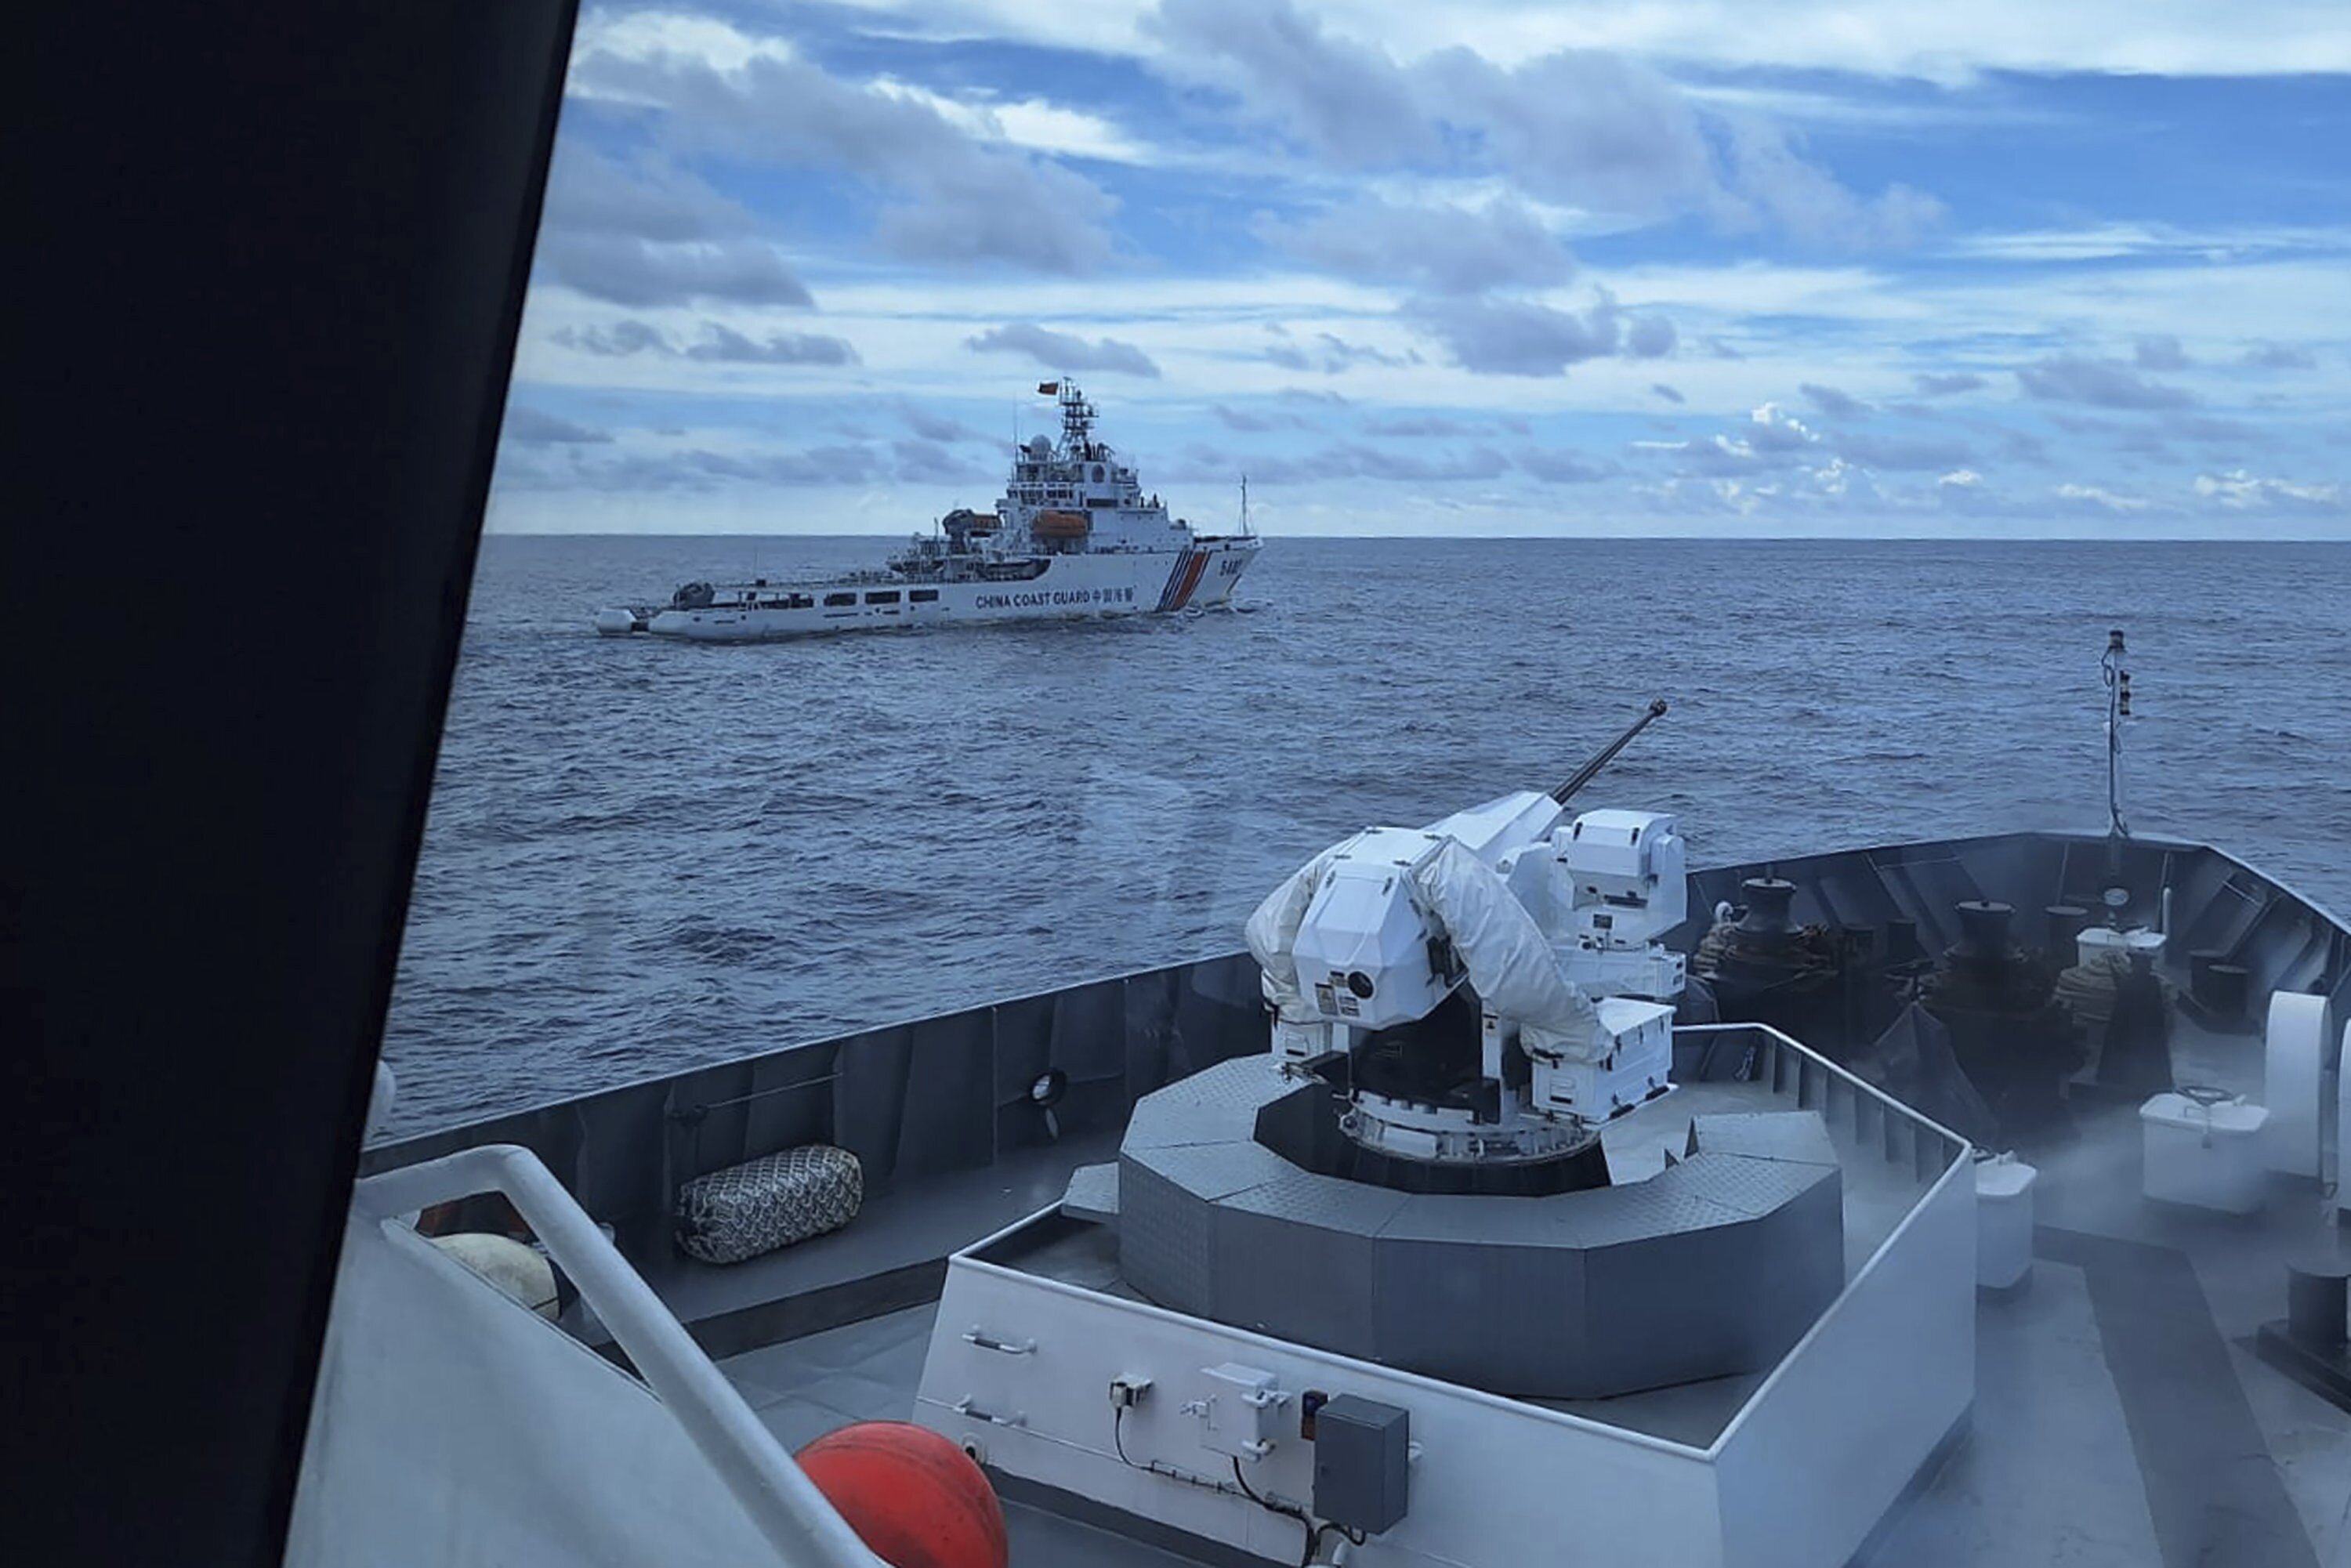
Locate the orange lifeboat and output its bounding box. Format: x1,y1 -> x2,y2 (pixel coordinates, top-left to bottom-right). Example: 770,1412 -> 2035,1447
1032,509 -> 1090,540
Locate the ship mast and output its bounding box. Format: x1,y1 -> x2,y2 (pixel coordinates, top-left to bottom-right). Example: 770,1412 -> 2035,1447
2100,627 -> 2134,905
1055,380 -> 1095,458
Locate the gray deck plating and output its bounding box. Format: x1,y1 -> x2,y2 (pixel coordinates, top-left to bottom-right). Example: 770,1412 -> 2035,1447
368,829 -> 2348,1566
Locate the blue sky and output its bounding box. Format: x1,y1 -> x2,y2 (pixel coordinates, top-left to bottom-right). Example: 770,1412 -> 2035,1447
489,1 -> 2351,537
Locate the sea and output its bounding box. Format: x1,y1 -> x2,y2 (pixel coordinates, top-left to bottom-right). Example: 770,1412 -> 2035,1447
379,535 -> 2351,1136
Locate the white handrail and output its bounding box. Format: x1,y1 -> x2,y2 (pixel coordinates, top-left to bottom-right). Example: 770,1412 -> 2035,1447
354,1144 -> 886,1568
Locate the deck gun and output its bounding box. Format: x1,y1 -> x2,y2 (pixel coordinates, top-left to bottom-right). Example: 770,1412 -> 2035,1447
1246,701 -> 1687,1174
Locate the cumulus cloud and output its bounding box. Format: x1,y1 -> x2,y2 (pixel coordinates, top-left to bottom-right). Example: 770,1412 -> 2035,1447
503,407 -> 612,446
1799,382 -> 1870,418
2242,341 -> 2317,369
1403,293 -> 1682,377
1144,0 -> 1435,165
1913,371 -> 1986,396
2016,355 -> 2197,411
1635,404 -> 1820,476
1625,314 -> 1678,358
1143,0 -> 1936,243
1258,195 -> 1574,295
2133,334 -> 2190,371
2193,469 -> 2344,511
966,322 -> 1161,377
535,147 -> 813,307
569,38 -> 1117,273
552,320 -> 860,365
1713,117 -> 1946,246
1744,402 -> 1821,453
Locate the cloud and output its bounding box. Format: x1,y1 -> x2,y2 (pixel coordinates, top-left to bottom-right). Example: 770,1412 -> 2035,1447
890,438 -> 987,483
2016,355 -> 2196,411
1171,440 -> 1507,483
1633,402 -> 1821,476
683,325 -> 860,364
1835,429 -> 1973,471
894,401 -> 988,444
1625,314 -> 1678,358
503,407 -> 612,446
2193,469 -> 2344,512
1143,0 -> 1934,241
513,436 -> 1001,493
1650,382 -> 1685,404
2053,482 -> 2149,513
1799,382 -> 1870,418
1713,117 -> 1946,246
2155,411 -> 2259,444
1744,402 -> 1820,453
1912,371 -> 1985,397
1258,195 -> 1574,295
1405,294 -> 1654,376
1262,331 -> 1417,374
966,322 -> 1161,376
1143,0 -> 1436,166
2242,341 -> 2317,369
2133,334 -> 2190,371
1212,403 -> 1314,433
1517,448 -> 1615,483
552,320 -> 859,365
569,38 -> 1118,273
534,147 -> 813,307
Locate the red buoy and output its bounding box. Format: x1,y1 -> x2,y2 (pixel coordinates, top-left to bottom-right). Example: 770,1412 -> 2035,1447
795,1421 -> 1009,1568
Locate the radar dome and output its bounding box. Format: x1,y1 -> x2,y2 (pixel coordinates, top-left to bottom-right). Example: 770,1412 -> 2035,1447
1025,434 -> 1052,458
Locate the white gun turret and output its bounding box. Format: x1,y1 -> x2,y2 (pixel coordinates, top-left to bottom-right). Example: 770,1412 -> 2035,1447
1244,704 -> 1686,1175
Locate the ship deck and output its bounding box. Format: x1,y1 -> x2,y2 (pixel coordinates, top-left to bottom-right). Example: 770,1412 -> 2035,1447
710,1016 -> 2349,1566
366,830 -> 2351,1566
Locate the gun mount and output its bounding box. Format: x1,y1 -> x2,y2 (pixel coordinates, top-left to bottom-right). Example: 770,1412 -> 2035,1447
1245,702 -> 1684,1188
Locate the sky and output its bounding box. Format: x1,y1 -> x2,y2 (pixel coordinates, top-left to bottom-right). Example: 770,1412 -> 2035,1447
487,1 -> 2351,538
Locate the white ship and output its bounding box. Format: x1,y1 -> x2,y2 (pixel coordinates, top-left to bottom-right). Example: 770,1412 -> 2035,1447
593,382 -> 1260,642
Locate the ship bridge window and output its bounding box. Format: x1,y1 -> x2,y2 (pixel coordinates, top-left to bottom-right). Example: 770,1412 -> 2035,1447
823,592 -> 855,607
865,589 -> 900,605
910,588 -> 940,603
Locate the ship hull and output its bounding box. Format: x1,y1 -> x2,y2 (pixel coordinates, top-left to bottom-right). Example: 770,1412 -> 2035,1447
636,538 -> 1256,643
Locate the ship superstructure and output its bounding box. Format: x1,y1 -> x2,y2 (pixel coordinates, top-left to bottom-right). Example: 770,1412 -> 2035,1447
594,382 -> 1259,642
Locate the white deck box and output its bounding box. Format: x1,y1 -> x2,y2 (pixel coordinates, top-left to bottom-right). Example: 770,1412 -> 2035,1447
1973,1153 -> 2038,1289
2140,1091 -> 2269,1214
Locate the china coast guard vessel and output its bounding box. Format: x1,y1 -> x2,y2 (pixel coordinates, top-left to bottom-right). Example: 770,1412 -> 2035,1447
593,382 -> 1259,642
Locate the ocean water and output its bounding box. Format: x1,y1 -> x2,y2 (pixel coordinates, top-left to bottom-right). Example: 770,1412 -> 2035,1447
380,536 -> 2350,1136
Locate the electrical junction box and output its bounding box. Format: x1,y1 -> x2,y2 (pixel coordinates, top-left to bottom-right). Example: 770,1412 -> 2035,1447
1195,1363 -> 1284,1461
1312,1395 -> 1409,1534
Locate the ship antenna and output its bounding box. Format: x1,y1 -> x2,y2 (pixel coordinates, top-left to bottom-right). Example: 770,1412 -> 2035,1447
1241,473 -> 1250,536
2100,628 -> 2134,900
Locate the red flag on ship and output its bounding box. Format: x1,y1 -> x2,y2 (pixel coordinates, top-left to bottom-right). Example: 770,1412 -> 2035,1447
1038,382 -> 1060,394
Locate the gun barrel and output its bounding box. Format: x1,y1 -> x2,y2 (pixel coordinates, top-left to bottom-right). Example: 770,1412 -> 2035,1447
1549,698 -> 1669,805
